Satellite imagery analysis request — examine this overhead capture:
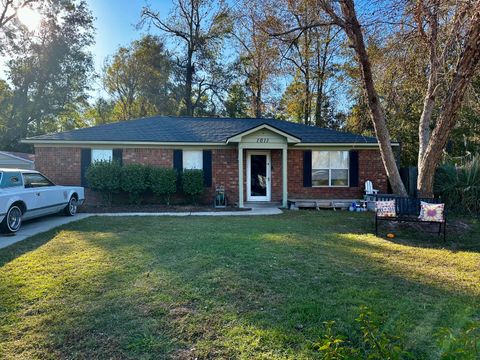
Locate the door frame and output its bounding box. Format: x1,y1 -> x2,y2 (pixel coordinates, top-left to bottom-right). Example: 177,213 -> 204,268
246,150 -> 271,202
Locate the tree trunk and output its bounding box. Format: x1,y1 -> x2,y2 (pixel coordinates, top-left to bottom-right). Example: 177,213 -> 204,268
315,27 -> 331,127
255,85 -> 262,118
304,71 -> 310,125
252,67 -> 262,118
339,0 -> 407,196
417,6 -> 480,196
417,3 -> 439,170
185,47 -> 194,116
303,29 -> 311,125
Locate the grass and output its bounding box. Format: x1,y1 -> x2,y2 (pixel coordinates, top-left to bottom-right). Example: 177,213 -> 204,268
0,211 -> 479,359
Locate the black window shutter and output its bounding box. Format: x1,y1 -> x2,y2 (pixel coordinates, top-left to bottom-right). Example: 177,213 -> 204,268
173,150 -> 183,189
80,148 -> 91,187
173,149 -> 183,172
349,150 -> 359,187
112,149 -> 123,166
303,150 -> 312,187
203,150 -> 212,187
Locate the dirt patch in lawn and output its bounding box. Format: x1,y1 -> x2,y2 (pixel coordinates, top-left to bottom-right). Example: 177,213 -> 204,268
78,204 -> 249,213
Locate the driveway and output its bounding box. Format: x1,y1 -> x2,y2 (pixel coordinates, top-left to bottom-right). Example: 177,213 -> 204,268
0,214 -> 92,249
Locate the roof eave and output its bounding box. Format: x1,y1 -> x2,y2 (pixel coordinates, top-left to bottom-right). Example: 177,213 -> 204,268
293,142 -> 398,147
21,139 -> 227,146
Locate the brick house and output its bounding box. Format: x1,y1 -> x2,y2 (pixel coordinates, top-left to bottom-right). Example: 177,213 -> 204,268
23,116 -> 393,207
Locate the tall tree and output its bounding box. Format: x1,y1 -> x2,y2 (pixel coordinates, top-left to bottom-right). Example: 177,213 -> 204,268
266,0 -> 341,126
411,0 -> 480,196
316,0 -> 480,196
140,0 -> 230,116
1,0 -> 94,151
324,0 -> 406,195
103,35 -> 175,121
229,0 -> 280,118
0,0 -> 38,51
273,0 -> 316,125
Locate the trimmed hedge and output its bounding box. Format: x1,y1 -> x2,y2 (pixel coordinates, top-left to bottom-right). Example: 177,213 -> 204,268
149,167 -> 177,205
86,162 -> 207,205
182,169 -> 204,204
121,164 -> 149,204
85,161 -> 122,205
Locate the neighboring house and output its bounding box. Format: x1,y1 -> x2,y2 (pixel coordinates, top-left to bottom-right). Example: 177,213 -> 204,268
23,116 -> 393,207
0,151 -> 35,170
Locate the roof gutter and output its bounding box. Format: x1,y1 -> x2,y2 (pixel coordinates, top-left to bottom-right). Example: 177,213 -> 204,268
21,140 -> 227,146
22,140 -> 399,147
293,142 -> 400,147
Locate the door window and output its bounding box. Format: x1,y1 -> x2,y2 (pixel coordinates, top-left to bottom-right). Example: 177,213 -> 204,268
250,154 -> 267,197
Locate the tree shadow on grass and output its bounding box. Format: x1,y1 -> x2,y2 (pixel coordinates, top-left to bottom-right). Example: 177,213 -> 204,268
373,217 -> 480,252
68,216 -> 480,358
0,214 -> 479,359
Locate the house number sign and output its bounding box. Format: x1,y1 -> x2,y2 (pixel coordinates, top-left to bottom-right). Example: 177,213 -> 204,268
256,138 -> 269,143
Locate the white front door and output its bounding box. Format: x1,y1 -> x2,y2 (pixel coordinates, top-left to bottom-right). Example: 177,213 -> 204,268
247,151 -> 271,202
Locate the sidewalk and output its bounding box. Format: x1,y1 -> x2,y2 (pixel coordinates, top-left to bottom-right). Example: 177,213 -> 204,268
95,207 -> 283,217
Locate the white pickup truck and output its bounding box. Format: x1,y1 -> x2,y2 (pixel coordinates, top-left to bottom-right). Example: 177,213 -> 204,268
0,169 -> 85,233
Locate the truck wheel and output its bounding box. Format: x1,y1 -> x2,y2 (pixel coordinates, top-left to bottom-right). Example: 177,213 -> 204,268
64,196 -> 78,216
1,205 -> 23,233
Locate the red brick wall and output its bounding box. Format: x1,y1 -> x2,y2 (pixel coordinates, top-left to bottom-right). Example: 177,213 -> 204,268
287,149 -> 388,199
34,146 -> 388,206
34,146 -> 81,186
205,148 -> 238,204
271,150 -> 282,202
123,148 -> 173,167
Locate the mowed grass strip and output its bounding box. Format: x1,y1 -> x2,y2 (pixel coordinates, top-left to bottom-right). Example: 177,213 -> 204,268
0,212 -> 478,359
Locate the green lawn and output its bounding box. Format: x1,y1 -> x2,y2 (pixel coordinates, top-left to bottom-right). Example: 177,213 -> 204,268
0,212 -> 479,359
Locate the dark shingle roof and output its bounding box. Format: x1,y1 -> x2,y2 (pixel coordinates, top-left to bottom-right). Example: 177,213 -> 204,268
25,116 -> 379,144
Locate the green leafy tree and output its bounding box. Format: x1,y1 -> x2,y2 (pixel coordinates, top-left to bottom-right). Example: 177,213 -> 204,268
0,0 -> 41,52
103,35 -> 177,121
84,98 -> 115,126
0,0 -> 94,151
224,84 -> 249,118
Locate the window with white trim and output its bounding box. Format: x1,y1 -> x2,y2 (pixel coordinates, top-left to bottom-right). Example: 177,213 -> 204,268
312,151 -> 349,187
183,150 -> 203,170
92,149 -> 113,163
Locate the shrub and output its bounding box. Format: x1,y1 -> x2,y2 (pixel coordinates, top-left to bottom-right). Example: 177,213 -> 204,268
120,164 -> 149,204
311,306 -> 410,359
436,320 -> 480,359
148,167 -> 177,205
85,160 -> 122,205
435,154 -> 480,214
182,169 -> 204,204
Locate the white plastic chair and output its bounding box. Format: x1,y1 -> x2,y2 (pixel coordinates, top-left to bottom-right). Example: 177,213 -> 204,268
364,180 -> 379,195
